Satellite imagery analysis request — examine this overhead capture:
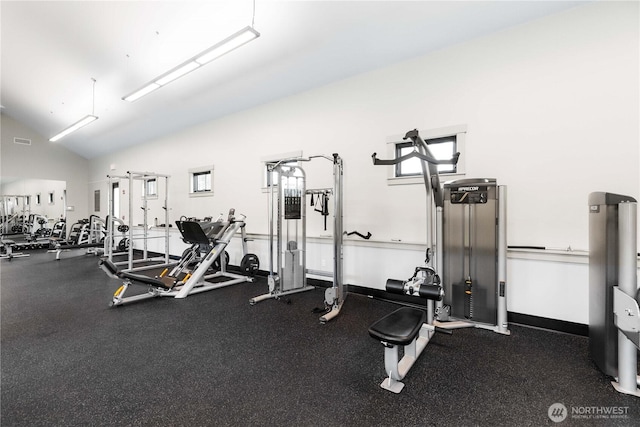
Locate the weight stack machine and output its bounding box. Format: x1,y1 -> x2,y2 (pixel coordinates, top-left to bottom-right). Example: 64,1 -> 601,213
588,192 -> 640,397
440,178 -> 509,334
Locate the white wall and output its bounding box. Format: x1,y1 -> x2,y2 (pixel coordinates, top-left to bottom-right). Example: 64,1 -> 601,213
88,2 -> 639,324
1,114 -> 89,229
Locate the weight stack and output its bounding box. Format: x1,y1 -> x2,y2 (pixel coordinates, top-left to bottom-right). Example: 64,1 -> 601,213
443,178 -> 499,326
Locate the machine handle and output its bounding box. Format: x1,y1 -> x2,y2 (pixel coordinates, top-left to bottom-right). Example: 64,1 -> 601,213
372,151 -> 459,166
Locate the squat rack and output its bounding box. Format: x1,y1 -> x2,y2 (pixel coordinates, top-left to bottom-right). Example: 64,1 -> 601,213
105,171 -> 172,272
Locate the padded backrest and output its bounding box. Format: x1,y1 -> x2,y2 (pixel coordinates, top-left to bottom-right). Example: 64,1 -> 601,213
175,221 -> 211,245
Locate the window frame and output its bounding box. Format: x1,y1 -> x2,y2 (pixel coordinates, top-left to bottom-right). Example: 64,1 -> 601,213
385,124 -> 467,186
189,166 -> 214,197
143,178 -> 158,199
261,150 -> 303,192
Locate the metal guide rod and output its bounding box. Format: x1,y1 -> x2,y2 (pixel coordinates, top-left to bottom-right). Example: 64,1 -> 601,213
497,186 -> 508,334
106,176 -> 115,258
301,172 -> 307,283
268,165 -> 275,279
614,201 -> 639,395
320,153 -> 345,323
433,206 -> 444,323
333,154 -> 344,302
163,174 -> 169,264
128,172 -> 134,270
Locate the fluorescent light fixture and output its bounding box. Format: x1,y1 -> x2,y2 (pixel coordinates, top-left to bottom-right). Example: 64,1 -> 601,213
123,83 -> 161,102
49,115 -> 98,142
156,61 -> 201,85
122,26 -> 260,102
195,27 -> 260,64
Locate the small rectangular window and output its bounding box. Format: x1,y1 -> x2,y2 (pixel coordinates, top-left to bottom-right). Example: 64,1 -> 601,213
261,151 -> 303,190
35,194 -> 41,206
395,136 -> 457,177
193,172 -> 211,192
94,190 -> 100,212
265,161 -> 298,189
385,125 -> 466,186
144,178 -> 157,198
48,191 -> 55,205
189,166 -> 214,196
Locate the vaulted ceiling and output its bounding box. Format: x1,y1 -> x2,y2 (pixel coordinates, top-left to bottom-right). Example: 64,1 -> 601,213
1,1 -> 586,159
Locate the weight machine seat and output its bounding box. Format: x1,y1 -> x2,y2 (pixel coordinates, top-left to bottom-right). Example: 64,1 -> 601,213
99,259 -> 171,290
119,270 -> 171,290
175,220 -> 229,245
368,307 -> 426,346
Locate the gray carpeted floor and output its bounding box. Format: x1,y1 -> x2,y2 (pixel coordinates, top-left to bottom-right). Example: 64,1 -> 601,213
1,251 -> 639,426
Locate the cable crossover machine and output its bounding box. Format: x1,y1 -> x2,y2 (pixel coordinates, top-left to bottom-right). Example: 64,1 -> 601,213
250,153 -> 345,323
368,129 -> 509,393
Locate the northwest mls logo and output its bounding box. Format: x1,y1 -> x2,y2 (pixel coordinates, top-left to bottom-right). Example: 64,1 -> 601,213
548,403 -> 568,423
548,403 -> 630,422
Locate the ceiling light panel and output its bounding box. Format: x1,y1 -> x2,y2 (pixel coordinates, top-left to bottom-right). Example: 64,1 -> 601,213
122,26 -> 260,102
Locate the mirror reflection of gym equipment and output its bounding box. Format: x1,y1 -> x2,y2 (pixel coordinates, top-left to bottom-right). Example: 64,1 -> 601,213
0,195 -> 33,260
368,129 -> 508,392
0,194 -> 31,236
250,153 -> 345,324
1,179 -> 69,258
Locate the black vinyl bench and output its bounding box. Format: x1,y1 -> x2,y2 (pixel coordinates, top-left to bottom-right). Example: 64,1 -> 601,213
369,307 -> 426,346
100,259 -> 172,290
368,273 -> 447,393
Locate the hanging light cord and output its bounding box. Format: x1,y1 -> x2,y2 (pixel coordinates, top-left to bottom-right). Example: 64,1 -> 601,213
252,0 -> 256,28
91,78 -> 97,116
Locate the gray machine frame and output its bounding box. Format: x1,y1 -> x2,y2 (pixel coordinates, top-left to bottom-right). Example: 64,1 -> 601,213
440,178 -> 509,334
250,154 -> 345,323
370,129 -> 508,392
372,130 -> 508,334
105,210 -> 254,306
588,192 -> 640,397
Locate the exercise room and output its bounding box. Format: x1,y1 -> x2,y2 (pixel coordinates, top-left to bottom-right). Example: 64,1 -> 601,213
1,1 -> 638,425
